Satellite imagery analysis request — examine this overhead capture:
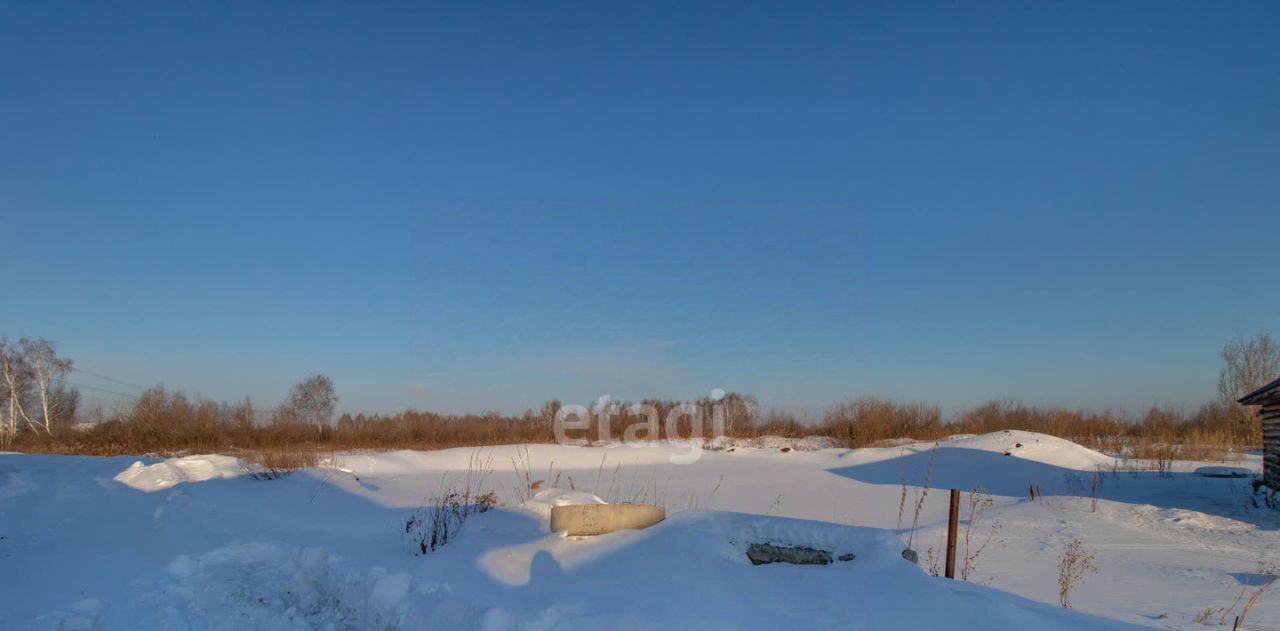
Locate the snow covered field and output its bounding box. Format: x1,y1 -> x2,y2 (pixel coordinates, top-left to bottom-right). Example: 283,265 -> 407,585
2,430 -> 1277,630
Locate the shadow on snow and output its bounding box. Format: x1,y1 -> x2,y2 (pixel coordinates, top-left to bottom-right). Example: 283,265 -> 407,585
828,447 -> 1279,530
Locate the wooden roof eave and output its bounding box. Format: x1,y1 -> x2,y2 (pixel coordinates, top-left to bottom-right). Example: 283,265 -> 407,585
1238,376 -> 1280,406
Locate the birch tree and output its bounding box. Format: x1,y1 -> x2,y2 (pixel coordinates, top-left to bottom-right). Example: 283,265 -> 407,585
0,340 -> 11,445
0,338 -> 36,441
20,338 -> 74,433
289,373 -> 338,430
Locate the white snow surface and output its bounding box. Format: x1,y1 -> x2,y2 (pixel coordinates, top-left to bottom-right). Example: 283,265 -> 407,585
2,430 -> 1278,630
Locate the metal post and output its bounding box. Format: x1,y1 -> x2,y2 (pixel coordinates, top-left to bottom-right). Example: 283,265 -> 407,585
945,488 -> 960,579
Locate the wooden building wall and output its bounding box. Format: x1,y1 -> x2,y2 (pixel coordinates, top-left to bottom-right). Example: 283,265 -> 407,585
1264,400 -> 1280,491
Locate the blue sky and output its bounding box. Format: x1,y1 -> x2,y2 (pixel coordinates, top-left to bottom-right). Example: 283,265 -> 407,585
2,2 -> 1276,417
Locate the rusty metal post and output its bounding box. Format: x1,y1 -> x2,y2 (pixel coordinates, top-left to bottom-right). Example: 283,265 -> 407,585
944,488 -> 960,579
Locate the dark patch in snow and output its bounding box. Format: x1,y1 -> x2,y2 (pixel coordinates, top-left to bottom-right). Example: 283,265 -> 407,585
746,543 -> 833,566
1194,466 -> 1251,479
1229,572 -> 1278,587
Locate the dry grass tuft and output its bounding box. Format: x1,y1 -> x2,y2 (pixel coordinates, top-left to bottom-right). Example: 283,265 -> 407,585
405,449 -> 497,556
239,449 -> 321,480
1058,539 -> 1097,608
961,488 -> 1001,582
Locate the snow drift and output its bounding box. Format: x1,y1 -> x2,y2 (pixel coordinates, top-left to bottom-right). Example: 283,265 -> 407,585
113,454 -> 246,492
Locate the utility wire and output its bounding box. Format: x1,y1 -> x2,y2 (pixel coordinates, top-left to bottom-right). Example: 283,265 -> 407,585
67,381 -> 138,399
71,367 -> 146,390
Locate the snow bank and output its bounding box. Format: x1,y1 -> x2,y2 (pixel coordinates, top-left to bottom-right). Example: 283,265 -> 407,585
113,454 -> 245,492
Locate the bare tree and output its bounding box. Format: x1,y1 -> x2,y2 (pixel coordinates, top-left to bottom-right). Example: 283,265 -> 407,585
0,340 -> 13,445
232,396 -> 256,432
0,338 -> 37,442
50,382 -> 81,426
719,392 -> 757,436
692,391 -> 756,436
289,373 -> 338,429
539,399 -> 562,425
19,338 -> 74,433
1219,332 -> 1279,442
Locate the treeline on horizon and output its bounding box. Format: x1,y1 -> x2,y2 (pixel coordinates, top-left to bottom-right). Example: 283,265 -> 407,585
2,333 -> 1276,459
4,387 -> 1265,460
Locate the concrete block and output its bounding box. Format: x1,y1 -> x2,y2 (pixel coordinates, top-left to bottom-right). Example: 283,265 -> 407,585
550,503 -> 665,536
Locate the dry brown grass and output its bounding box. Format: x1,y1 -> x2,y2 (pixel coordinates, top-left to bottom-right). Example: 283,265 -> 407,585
239,449 -> 322,480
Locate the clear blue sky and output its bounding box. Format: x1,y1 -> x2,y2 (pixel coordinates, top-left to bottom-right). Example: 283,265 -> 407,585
2,1 -> 1276,418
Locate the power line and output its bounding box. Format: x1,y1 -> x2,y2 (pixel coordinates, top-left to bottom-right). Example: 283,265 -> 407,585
71,367 -> 146,390
67,381 -> 138,399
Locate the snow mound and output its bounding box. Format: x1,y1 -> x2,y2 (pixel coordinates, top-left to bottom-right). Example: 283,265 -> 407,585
943,430 -> 1117,470
834,431 -> 1121,497
519,487 -> 607,521
113,455 -> 245,492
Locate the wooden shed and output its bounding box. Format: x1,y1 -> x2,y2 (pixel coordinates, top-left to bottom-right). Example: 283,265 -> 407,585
1239,377 -> 1280,490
